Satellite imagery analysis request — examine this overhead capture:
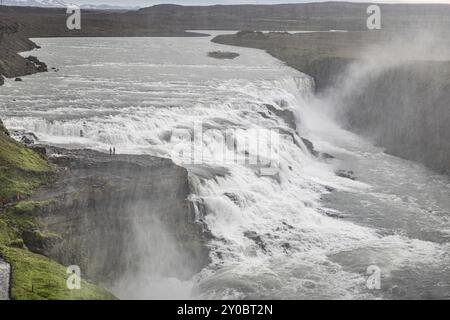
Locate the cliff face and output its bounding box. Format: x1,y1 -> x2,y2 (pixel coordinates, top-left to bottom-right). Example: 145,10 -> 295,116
25,147 -> 209,285
0,122 -> 117,299
213,31 -> 450,175
338,61 -> 450,174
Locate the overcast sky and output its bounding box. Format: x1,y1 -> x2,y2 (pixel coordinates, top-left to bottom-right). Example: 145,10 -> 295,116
67,1 -> 450,7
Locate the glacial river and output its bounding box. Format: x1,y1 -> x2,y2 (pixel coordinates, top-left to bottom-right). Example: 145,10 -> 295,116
1,34 -> 449,299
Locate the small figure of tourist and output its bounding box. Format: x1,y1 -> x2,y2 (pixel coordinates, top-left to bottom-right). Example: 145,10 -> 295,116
80,129 -> 84,137
113,147 -> 116,155
109,147 -> 112,156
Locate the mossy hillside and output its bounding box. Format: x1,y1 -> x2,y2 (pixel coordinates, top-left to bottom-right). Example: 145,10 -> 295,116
0,201 -> 117,300
0,201 -> 55,248
0,130 -> 54,200
0,246 -> 117,300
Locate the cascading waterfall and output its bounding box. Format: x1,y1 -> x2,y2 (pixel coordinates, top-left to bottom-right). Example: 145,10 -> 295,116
4,71 -> 377,298
3,36 -> 449,300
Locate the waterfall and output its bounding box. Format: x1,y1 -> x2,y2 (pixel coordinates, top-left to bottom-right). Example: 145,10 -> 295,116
6,36 -> 449,300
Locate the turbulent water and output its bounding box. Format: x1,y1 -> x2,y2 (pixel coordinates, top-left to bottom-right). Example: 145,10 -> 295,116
1,34 -> 449,300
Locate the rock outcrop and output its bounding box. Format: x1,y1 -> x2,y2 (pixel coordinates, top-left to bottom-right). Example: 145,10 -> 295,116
0,119 -> 9,136
0,20 -> 46,85
207,51 -> 240,60
25,147 -> 209,284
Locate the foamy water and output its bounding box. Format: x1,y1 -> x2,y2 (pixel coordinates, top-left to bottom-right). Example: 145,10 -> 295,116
1,35 -> 449,299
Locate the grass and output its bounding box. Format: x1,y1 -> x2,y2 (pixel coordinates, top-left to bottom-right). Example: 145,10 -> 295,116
0,194 -> 117,300
0,246 -> 117,300
0,199 -> 116,300
0,133 -> 54,200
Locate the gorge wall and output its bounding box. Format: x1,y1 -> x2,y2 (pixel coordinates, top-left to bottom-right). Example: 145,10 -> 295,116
332,60 -> 450,175
23,147 -> 210,286
213,31 -> 450,175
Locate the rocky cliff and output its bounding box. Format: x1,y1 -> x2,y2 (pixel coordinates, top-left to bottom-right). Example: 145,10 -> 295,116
0,122 -> 116,299
337,61 -> 450,175
0,130 -> 209,298
0,20 -> 48,85
24,147 -> 209,285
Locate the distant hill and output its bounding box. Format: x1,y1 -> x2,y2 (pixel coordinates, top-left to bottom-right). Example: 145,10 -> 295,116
0,0 -> 139,11
2,2 -> 450,37
137,2 -> 450,31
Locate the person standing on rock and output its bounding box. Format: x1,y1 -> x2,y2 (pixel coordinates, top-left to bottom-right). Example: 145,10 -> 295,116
113,147 -> 116,155
109,147 -> 112,156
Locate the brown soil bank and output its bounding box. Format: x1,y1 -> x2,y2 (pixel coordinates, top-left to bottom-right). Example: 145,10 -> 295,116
213,31 -> 450,175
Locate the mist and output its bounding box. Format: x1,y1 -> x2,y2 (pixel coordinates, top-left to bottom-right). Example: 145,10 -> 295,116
320,28 -> 450,174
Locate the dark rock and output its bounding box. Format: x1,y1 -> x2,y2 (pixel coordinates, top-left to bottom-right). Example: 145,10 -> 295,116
11,130 -> 38,145
22,230 -> 60,256
301,137 -> 319,157
275,99 -> 289,108
259,169 -> 281,183
30,145 -> 48,158
184,164 -> 230,180
224,192 -> 244,207
207,51 -> 240,60
336,170 -> 356,180
0,119 -> 9,136
16,131 -> 39,146
281,242 -> 291,252
264,104 -> 297,130
244,231 -> 266,251
320,152 -> 335,160
25,55 -> 48,72
318,207 -> 345,219
282,222 -> 294,229
14,77 -> 22,81
21,135 -> 34,146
